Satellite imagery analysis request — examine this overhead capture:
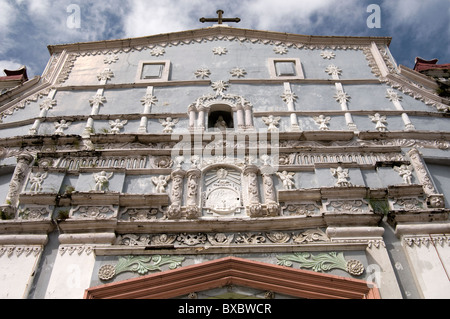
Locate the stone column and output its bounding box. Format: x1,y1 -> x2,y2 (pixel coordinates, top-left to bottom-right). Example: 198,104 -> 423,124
244,105 -> 254,128
408,148 -> 445,208
262,173 -> 281,216
244,165 -> 262,217
29,89 -> 57,135
185,169 -> 202,219
6,154 -> 34,209
197,107 -> 206,130
166,170 -> 186,219
188,106 -> 197,130
283,83 -> 300,132
236,105 -> 246,129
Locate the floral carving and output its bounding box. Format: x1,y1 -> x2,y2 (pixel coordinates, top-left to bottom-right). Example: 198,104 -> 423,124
277,252 -> 365,276
325,65 -> 342,78
104,55 -> 119,64
334,89 -> 350,104
98,255 -> 185,281
194,68 -> 211,79
274,46 -> 288,55
321,51 -> 336,59
97,68 -> 114,82
235,233 -> 266,244
207,233 -> 235,245
177,233 -> 207,246
230,67 -> 247,78
328,200 -> 368,214
266,232 -> 291,244
150,47 -> 165,57
72,206 -> 115,220
283,203 -> 321,217
212,47 -> 228,55
293,229 -> 329,244
140,93 -> 158,107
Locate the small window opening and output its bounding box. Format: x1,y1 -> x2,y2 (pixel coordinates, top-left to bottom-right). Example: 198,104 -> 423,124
141,63 -> 164,79
275,61 -> 297,76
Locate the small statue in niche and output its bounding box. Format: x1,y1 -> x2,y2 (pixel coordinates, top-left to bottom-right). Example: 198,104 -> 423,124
331,167 -> 352,187
93,171 -> 114,191
29,172 -> 48,193
276,171 -> 296,190
152,175 -> 171,193
394,164 -> 413,185
262,115 -> 281,132
159,117 -> 179,134
214,116 -> 228,130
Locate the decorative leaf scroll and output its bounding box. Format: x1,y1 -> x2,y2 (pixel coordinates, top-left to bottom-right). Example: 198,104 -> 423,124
98,255 -> 185,281
276,252 -> 364,276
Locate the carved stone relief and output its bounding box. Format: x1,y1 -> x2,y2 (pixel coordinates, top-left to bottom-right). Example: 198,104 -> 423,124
282,202 -> 322,217
116,229 -> 329,248
277,252 -> 365,277
331,167 -> 352,187
71,205 -> 117,220
203,167 -> 242,216
98,255 -> 185,281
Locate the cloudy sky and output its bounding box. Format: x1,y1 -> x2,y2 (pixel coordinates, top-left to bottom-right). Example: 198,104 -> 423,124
1,0 -> 449,78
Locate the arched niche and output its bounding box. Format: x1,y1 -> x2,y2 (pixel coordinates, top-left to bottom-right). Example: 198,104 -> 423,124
207,104 -> 235,131
188,96 -> 254,131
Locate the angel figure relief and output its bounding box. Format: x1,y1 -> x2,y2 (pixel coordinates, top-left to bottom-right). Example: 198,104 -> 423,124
331,167 -> 352,187
262,115 -> 281,132
394,164 -> 413,185
160,117 -> 179,134
276,171 -> 296,190
152,175 -> 171,193
313,115 -> 331,131
93,171 -> 113,191
29,172 -> 48,193
109,119 -> 128,134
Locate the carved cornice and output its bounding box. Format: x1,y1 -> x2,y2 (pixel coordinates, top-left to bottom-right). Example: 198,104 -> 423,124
48,26 -> 389,56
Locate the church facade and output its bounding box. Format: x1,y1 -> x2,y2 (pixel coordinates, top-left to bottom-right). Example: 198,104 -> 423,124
0,23 -> 449,299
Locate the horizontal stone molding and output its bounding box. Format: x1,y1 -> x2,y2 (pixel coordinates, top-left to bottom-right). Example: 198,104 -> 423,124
0,234 -> 48,246
326,226 -> 385,238
395,222 -> 450,237
59,232 -> 116,245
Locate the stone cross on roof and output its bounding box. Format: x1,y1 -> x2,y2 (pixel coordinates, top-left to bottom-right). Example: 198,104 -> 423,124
200,9 -> 241,25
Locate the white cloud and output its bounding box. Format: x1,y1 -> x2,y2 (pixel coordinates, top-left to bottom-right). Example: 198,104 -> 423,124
123,0 -> 220,37
237,0 -> 362,33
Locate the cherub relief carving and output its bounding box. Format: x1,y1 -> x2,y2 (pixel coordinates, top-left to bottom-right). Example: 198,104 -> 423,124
276,171 -> 296,190
152,175 -> 171,193
93,171 -> 113,191
29,172 -> 48,193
